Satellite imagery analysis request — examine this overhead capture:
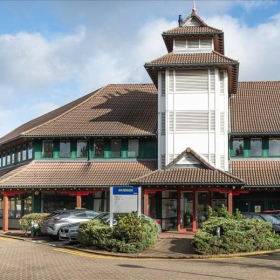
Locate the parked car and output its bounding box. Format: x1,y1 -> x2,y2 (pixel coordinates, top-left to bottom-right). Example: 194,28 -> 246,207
41,210 -> 99,238
243,212 -> 280,233
60,212 -> 162,243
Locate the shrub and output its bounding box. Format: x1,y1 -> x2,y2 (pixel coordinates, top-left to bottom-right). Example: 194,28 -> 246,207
19,213 -> 49,236
77,213 -> 158,253
192,207 -> 280,255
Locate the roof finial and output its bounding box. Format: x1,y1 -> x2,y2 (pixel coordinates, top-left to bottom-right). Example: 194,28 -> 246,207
192,0 -> 197,14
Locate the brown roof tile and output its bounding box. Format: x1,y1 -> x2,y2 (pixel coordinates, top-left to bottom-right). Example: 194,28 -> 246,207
163,26 -> 222,35
230,81 -> 280,134
0,160 -> 157,188
0,90 -> 99,145
0,84 -> 157,145
231,160 -> 280,187
132,148 -> 243,185
131,168 -> 243,185
145,51 -> 237,66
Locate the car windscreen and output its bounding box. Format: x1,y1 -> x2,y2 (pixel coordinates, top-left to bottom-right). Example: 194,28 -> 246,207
262,215 -> 280,225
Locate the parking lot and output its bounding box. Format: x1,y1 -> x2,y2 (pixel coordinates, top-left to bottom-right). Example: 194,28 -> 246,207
1,236 -> 280,280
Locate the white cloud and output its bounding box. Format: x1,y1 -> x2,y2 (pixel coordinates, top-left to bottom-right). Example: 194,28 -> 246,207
206,13 -> 280,81
1,9 -> 280,137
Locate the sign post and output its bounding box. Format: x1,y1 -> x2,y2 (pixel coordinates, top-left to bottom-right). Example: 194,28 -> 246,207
109,186 -> 141,227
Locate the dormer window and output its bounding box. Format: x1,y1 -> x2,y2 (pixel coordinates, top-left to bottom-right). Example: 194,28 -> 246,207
174,38 -> 213,53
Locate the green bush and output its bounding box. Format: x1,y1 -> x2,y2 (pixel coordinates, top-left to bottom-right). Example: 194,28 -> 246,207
192,207 -> 280,255
19,213 -> 49,236
77,213 -> 158,253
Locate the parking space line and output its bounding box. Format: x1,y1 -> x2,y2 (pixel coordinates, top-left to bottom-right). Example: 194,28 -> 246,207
53,248 -> 246,261
0,237 -> 19,242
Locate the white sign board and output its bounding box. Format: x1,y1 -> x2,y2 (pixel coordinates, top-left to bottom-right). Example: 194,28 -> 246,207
109,186 -> 141,227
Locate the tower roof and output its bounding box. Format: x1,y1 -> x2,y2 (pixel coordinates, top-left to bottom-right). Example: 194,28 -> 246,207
144,51 -> 239,94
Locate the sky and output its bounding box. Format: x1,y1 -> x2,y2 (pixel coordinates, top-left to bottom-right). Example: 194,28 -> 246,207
0,0 -> 280,137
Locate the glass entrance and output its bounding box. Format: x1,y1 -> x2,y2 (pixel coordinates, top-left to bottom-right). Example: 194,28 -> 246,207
196,192 -> 209,228
180,192 -> 193,229
161,190 -> 177,231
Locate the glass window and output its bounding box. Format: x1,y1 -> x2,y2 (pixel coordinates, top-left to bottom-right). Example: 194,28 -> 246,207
128,139 -> 139,157
77,141 -> 87,158
111,140 -> 121,157
0,156 -> 1,168
7,152 -> 11,165
250,138 -> 262,156
11,150 -> 15,164
2,155 -> 6,167
60,141 -> 70,158
269,139 -> 280,156
94,140 -> 104,158
17,146 -> 21,163
233,139 -> 244,156
42,140 -> 53,158
22,145 -> 27,161
28,142 -> 33,159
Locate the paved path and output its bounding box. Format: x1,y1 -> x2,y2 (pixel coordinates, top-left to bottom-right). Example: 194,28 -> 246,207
1,236 -> 280,280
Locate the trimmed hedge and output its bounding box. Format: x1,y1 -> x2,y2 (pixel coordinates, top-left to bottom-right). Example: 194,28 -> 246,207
77,213 -> 158,253
192,206 -> 280,255
19,213 -> 49,236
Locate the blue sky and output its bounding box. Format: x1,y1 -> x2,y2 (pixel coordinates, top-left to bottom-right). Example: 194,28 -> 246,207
0,0 -> 280,137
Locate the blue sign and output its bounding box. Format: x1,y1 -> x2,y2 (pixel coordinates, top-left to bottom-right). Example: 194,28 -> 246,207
113,186 -> 138,195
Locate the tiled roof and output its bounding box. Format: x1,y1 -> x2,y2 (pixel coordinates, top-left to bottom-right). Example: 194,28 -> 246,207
145,52 -> 239,95
132,148 -> 244,186
0,84 -> 157,145
163,26 -> 222,35
0,90 -> 99,145
0,160 -> 157,188
131,168 -> 244,185
231,161 -> 280,187
230,81 -> 280,134
145,51 -> 237,66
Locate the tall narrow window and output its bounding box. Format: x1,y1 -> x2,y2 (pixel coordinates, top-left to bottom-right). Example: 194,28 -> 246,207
77,141 -> 88,158
94,140 -> 104,158
42,140 -> 53,158
233,139 -> 244,156
128,139 -> 139,157
17,146 -> 21,163
269,139 -> 280,156
11,150 -> 15,164
161,113 -> 165,135
161,72 -> 166,95
7,151 -> 11,165
111,140 -> 121,157
250,138 -> 262,157
60,141 -> 70,158
28,142 -> 33,160
22,145 -> 27,161
2,155 -> 6,167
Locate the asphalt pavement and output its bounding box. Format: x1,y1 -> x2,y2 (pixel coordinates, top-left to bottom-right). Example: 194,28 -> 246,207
1,236 -> 280,280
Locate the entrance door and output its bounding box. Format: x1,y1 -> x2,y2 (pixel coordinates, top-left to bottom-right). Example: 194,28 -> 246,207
180,192 -> 193,229
196,192 -> 209,228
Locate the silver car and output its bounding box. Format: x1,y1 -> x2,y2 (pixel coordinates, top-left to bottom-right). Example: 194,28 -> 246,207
41,210 -> 99,238
62,213 -> 162,243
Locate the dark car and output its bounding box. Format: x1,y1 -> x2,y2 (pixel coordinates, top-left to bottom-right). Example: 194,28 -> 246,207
243,212 -> 280,233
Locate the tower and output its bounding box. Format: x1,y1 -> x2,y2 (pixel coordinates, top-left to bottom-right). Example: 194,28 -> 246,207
145,8 -> 239,171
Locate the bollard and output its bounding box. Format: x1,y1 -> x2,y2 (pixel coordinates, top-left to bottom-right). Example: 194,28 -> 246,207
216,226 -> 220,237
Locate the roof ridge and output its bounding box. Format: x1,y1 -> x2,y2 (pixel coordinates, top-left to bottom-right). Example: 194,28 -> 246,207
22,86 -> 108,136
0,161 -> 34,185
165,147 -> 216,170
216,168 -> 245,183
131,169 -> 161,183
212,50 -> 239,63
145,52 -> 172,65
